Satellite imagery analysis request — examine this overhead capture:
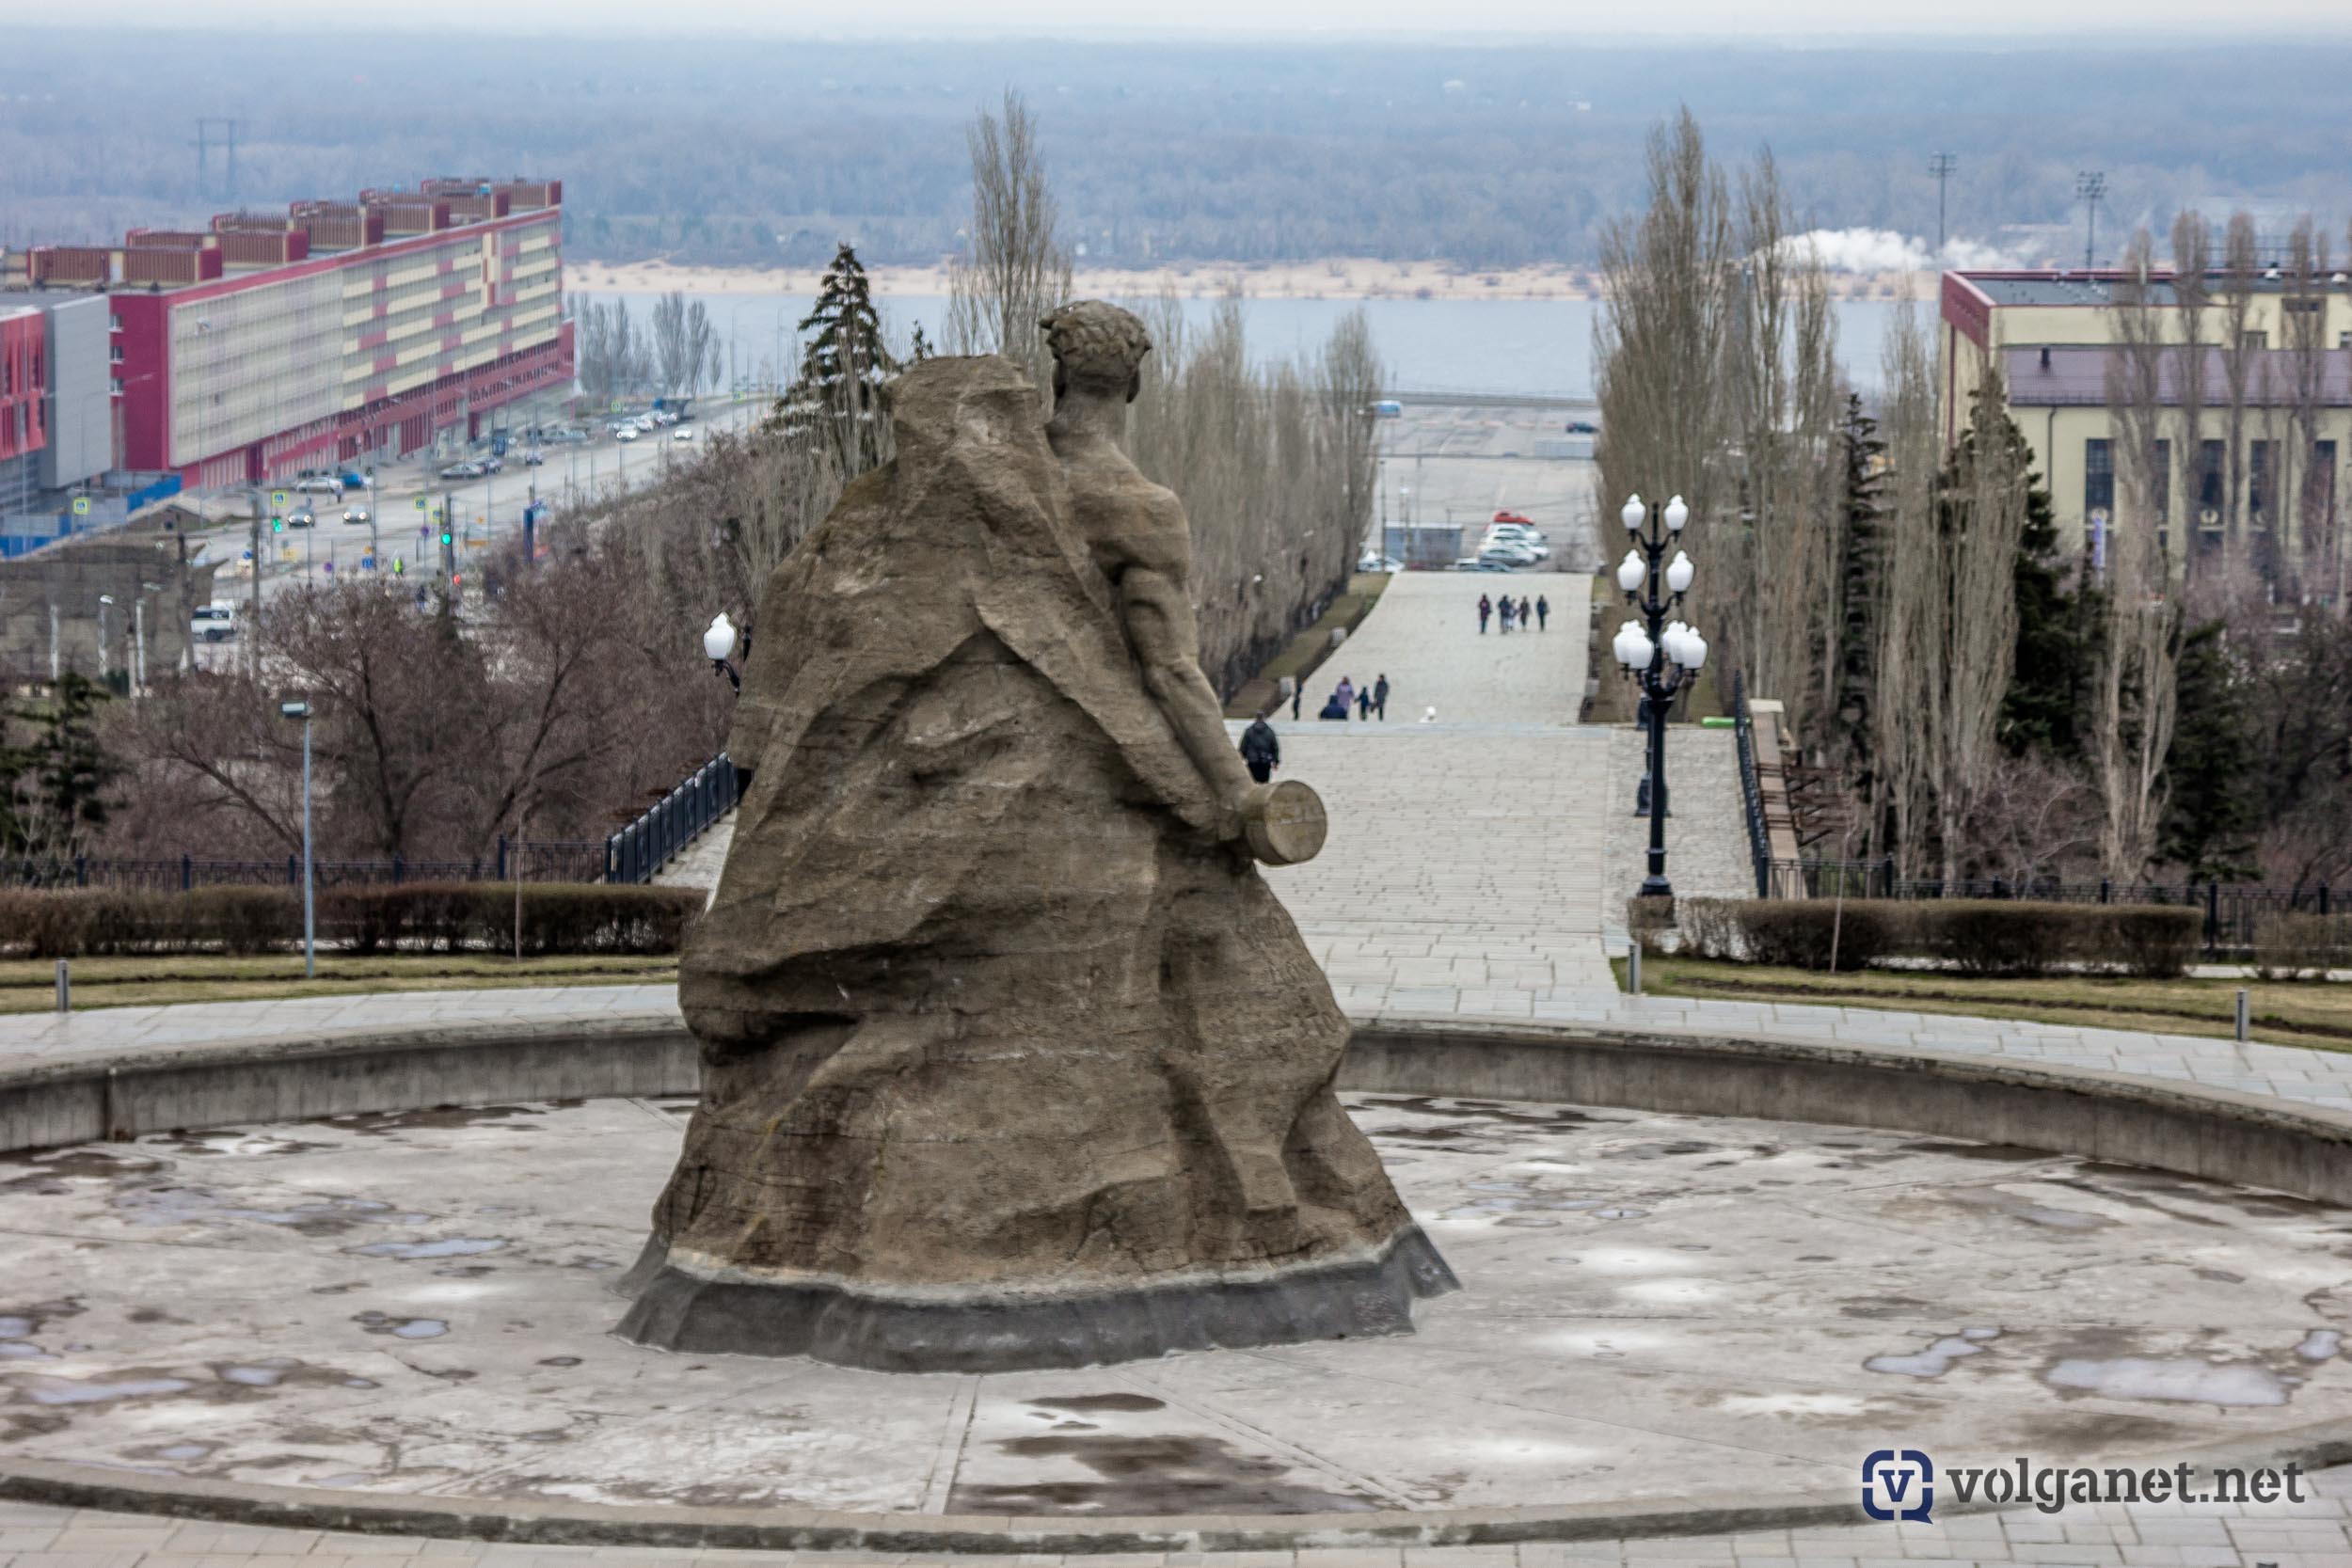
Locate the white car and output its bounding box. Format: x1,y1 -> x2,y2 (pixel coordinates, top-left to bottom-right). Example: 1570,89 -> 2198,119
672,425 -> 696,443
1481,530 -> 1549,560
614,425 -> 641,442
191,601 -> 239,642
650,409 -> 680,426
1478,543 -> 1540,568
1357,551 -> 1404,573
1485,523 -> 1549,547
293,475 -> 343,495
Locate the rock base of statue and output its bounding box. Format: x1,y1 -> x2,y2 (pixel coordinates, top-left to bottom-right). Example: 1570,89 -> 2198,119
613,1227 -> 1456,1372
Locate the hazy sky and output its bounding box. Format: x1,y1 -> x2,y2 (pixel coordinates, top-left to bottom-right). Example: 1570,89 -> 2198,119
31,0 -> 2352,36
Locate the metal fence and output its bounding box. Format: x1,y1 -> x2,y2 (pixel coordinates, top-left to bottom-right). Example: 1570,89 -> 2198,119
2,838 -> 607,892
1730,672 -> 1772,899
1766,857 -> 2346,954
605,753 -> 738,884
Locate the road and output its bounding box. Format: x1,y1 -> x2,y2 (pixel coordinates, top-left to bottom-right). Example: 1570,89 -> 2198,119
1371,401 -> 1598,575
180,396 -> 771,654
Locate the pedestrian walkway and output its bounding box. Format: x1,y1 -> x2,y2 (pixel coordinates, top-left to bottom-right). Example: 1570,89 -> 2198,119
1298,571 -> 1582,726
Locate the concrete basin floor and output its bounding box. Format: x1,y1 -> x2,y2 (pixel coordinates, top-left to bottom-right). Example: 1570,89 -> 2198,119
3,1094 -> 2348,1515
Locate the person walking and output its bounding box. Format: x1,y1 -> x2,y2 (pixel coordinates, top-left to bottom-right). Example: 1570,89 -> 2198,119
1356,683 -> 1373,721
1535,594 -> 1549,631
1238,715 -> 1280,784
1373,673 -> 1390,721
1333,673 -> 1356,714
1498,591 -> 1512,634
1477,594 -> 1491,634
1287,676 -> 1302,721
1519,594 -> 1534,630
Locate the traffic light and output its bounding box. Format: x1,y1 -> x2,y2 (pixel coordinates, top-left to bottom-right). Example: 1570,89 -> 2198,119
439,530 -> 453,546
271,515 -> 285,534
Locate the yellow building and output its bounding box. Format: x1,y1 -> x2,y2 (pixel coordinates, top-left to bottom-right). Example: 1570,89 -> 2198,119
1938,269 -> 2352,600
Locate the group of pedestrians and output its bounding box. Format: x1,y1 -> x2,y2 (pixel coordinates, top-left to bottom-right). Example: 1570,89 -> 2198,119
1278,672 -> 1391,725
1477,593 -> 1547,634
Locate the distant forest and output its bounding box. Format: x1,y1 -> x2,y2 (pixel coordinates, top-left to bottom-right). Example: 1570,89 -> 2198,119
8,31 -> 2352,270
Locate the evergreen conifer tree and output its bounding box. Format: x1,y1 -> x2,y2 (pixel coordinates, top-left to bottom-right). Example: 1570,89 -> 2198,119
1991,419 -> 2102,760
27,674 -> 119,858
2159,620 -> 2260,879
1831,394 -> 1886,792
782,244 -> 899,474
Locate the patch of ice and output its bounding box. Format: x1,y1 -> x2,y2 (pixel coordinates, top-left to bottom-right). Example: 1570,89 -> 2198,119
1718,1391 -> 1870,1417
2042,1356 -> 2288,1407
20,1375 -> 195,1405
1864,1337 -> 1987,1378
2295,1329 -> 2343,1362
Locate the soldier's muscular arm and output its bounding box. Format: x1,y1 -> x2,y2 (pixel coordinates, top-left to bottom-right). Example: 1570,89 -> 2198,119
1120,564 -> 1256,829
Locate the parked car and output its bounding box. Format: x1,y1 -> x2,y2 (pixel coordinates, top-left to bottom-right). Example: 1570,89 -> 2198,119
1564,420 -> 1598,435
342,505 -> 370,525
1478,544 -> 1539,568
438,461 -> 485,481
1357,551 -> 1405,573
191,602 -> 238,642
482,455 -> 505,474
649,408 -> 680,426
1484,524 -> 1549,548
1452,558 -> 1516,573
1482,531 -> 1549,560
1370,400 -> 1404,418
339,471 -> 369,490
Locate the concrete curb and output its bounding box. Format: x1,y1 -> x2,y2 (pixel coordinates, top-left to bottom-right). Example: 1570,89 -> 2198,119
5,1429 -> 2350,1552
7,1005 -> 2352,1547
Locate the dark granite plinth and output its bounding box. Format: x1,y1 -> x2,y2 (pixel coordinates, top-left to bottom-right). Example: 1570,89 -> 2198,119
612,1227 -> 1459,1371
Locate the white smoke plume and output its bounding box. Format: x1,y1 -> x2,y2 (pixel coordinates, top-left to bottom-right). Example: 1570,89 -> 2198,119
1784,228 -> 2030,274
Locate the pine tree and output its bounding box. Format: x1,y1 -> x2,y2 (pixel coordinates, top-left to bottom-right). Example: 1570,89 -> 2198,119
1993,419 -> 2102,760
1831,393 -> 1886,790
2159,620 -> 2260,879
781,244 -> 899,474
28,674 -> 119,858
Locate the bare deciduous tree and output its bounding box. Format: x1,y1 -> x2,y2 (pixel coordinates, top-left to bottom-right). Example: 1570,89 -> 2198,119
945,89 -> 1073,391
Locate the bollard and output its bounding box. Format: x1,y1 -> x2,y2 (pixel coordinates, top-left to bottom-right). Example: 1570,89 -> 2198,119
55,958 -> 69,1013
1629,943 -> 1643,996
2235,988 -> 2250,1043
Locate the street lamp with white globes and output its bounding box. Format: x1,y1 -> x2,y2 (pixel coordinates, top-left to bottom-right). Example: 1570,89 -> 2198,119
1613,492 -> 1708,900
703,612 -> 744,691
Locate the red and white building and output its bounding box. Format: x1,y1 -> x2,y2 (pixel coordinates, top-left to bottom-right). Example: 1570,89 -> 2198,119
23,178 -> 573,491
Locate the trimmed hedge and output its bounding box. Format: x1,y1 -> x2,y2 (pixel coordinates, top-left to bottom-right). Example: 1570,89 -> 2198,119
2252,913 -> 2352,981
1675,897 -> 2201,979
0,882 -> 702,959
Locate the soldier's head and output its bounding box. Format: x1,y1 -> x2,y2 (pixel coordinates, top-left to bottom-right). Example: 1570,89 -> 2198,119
1040,300 -> 1152,406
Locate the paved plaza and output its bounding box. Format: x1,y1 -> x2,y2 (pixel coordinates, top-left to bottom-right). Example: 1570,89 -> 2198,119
8,567 -> 2352,1567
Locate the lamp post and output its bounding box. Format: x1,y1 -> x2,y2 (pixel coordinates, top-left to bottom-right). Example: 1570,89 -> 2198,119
704,612 -> 744,691
96,594 -> 115,686
1612,492 -> 1708,901
279,700 -> 315,978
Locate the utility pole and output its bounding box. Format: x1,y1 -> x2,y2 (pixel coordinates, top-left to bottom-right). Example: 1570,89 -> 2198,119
2076,169 -> 2106,271
1928,152 -> 1956,258
246,487 -> 264,677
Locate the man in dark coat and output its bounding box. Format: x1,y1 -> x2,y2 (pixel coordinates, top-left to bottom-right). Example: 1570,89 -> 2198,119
1239,715 -> 1281,784
1373,673 -> 1390,720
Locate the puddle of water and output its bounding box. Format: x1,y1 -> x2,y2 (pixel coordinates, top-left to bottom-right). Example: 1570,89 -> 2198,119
17,1375 -> 196,1405
2042,1355 -> 2289,1407
1025,1393 -> 1166,1413
354,1311 -> 450,1339
327,1105 -> 549,1135
344,1238 -> 507,1260
1865,1329 -> 2002,1379
2296,1329 -> 2343,1361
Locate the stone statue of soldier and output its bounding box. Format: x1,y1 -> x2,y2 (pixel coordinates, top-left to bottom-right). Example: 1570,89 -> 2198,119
618,303 -> 1453,1370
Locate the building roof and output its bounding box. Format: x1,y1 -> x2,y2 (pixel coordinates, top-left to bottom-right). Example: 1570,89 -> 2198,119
2003,344 -> 2352,408
1954,269 -> 2352,309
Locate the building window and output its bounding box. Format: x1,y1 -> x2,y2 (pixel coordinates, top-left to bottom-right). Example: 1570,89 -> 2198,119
2311,440 -> 2339,539
2241,330 -> 2269,350
2197,440 -> 2226,523
2250,439 -> 2274,529
2085,437 -> 2115,523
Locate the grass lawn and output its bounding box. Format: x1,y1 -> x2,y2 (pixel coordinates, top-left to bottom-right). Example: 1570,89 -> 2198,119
1618,955 -> 2352,1053
1,953 -> 676,1014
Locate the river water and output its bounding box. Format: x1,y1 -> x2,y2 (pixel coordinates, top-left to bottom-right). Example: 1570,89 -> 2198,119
573,291 -> 1907,403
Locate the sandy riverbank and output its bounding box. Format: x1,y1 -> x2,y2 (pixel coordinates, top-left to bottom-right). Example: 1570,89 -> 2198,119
568,256 -> 1930,304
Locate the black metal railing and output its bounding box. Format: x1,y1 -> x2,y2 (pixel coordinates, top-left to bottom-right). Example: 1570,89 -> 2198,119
1766,857 -> 2344,955
2,839 -> 607,892
1731,671 -> 1772,899
605,753 -> 738,884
